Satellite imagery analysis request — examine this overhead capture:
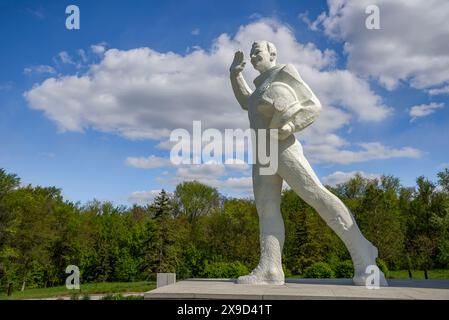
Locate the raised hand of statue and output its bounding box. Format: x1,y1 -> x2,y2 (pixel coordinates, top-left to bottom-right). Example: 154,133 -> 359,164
229,50 -> 246,76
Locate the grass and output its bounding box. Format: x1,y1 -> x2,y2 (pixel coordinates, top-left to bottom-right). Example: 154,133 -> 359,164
0,281 -> 156,300
387,269 -> 449,280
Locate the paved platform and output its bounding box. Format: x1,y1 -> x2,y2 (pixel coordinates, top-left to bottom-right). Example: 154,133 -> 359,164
144,278 -> 449,300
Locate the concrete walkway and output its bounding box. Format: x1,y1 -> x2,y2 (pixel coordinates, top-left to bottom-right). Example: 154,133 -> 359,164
144,278 -> 449,300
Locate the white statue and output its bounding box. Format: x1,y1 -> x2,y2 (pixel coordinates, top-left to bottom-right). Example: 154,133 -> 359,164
229,41 -> 388,286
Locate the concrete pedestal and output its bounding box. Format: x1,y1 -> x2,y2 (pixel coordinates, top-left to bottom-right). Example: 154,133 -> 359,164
144,278 -> 449,300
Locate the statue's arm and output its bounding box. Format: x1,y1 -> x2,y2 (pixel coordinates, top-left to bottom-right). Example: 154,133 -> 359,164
229,50 -> 252,111
288,88 -> 322,132
271,64 -> 322,132
230,73 -> 253,110
263,80 -> 322,139
291,67 -> 322,131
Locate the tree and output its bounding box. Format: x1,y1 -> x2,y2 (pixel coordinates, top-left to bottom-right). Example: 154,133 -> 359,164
398,186 -> 414,277
281,189 -> 346,275
357,176 -> 405,268
149,189 -> 173,219
0,169 -> 21,288
433,170 -> 449,268
0,169 -> 20,246
173,181 -> 220,221
4,186 -> 61,290
149,190 -> 183,273
406,176 -> 439,278
437,168 -> 449,193
331,175 -> 406,269
202,198 -> 259,266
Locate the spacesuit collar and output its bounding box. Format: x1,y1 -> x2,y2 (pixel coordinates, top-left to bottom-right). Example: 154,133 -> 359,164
253,64 -> 284,88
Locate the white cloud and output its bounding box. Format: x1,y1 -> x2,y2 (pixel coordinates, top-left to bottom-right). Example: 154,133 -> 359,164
305,142 -> 422,165
409,102 -> 445,121
151,161 -> 252,195
224,159 -> 250,171
128,189 -> 161,205
220,177 -> 253,193
300,66 -> 391,122
91,43 -> 107,55
23,65 -> 56,75
155,139 -> 176,150
429,86 -> 449,96
298,11 -> 325,31
176,163 -> 226,180
313,0 -> 449,91
322,170 -> 380,186
58,51 -> 75,65
191,28 -> 200,36
25,18 -> 418,170
126,155 -> 171,169
78,49 -> 88,63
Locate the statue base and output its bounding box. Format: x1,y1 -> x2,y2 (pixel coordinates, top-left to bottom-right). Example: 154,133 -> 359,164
144,278 -> 449,300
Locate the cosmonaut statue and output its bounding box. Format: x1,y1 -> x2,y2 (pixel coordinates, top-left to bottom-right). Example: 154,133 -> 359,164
229,40 -> 388,286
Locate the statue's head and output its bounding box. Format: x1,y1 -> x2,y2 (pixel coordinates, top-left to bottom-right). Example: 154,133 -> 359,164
250,41 -> 277,73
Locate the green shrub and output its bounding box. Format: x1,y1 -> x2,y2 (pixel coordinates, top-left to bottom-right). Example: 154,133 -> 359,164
333,260 -> 354,278
303,262 -> 335,279
201,261 -> 249,279
282,264 -> 293,278
376,258 -> 389,277
177,245 -> 205,279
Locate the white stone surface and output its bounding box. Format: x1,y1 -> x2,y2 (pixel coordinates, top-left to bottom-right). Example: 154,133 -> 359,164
144,279 -> 449,300
157,273 -> 177,288
229,41 -> 387,286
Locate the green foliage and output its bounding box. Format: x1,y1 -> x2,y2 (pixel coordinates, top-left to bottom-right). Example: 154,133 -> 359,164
281,189 -> 348,275
149,189 -> 173,219
282,264 -> 293,278
1,167 -> 449,292
174,181 -> 220,221
201,261 -> 249,278
177,244 -> 205,279
437,168 -> 449,193
333,260 -> 354,278
333,175 -> 406,269
376,258 -> 389,277
303,262 -> 335,278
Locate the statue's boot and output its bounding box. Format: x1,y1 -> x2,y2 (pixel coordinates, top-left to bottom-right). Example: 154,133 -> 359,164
236,234 -> 285,285
328,216 -> 388,286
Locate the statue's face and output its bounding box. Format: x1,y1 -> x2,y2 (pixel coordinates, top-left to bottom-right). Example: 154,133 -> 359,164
250,42 -> 275,73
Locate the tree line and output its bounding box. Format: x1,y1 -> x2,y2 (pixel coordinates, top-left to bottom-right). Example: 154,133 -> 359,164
1,167 -> 449,291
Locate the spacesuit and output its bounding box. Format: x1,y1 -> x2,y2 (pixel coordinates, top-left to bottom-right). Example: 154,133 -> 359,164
230,42 -> 387,286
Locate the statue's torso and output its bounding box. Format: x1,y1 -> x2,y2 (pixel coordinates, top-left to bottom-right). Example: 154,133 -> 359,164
247,65 -> 283,130
247,65 -> 298,159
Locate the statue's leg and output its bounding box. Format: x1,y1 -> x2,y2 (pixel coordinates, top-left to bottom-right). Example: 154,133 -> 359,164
236,164 -> 285,285
278,141 -> 388,286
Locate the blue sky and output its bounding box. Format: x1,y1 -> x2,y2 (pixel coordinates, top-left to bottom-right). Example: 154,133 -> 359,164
0,0 -> 448,206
